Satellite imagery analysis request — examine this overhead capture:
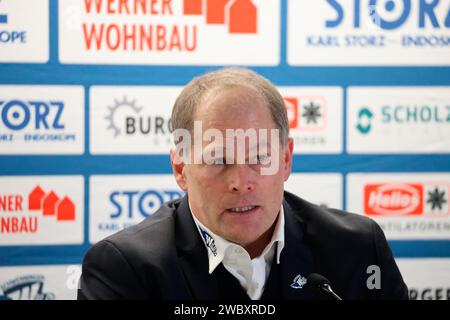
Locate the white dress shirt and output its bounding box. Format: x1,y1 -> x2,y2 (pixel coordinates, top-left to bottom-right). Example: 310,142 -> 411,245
189,203 -> 285,300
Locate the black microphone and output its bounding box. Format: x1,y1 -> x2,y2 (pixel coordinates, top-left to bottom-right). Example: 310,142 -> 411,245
307,273 -> 343,301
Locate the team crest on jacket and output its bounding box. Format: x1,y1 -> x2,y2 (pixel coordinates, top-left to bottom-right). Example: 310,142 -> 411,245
290,274 -> 307,289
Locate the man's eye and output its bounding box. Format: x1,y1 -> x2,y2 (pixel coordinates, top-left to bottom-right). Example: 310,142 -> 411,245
211,158 -> 225,165
256,154 -> 271,165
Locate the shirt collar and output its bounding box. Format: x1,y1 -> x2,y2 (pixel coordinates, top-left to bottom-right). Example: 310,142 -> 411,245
189,201 -> 285,274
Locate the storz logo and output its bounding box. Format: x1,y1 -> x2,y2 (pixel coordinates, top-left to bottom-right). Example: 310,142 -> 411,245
288,1 -> 450,65
0,10 -> 26,44
109,189 -> 183,220
0,0 -> 49,63
0,275 -> 54,300
317,0 -> 450,47
326,0 -> 450,30
0,99 -> 75,143
89,175 -> 184,243
1,100 -> 64,131
94,188 -> 184,237
0,86 -> 84,154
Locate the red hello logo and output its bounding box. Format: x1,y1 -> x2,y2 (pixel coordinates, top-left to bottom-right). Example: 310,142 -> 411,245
184,0 -> 257,34
364,183 -> 423,216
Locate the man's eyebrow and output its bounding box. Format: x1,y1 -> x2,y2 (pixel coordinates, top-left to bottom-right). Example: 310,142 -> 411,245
202,142 -> 273,149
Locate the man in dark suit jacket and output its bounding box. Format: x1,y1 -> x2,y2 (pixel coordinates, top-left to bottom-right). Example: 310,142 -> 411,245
78,68 -> 408,300
78,192 -> 408,300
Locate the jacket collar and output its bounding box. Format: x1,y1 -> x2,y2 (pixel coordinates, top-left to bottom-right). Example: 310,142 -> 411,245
175,196 -> 221,299
279,198 -> 317,299
189,202 -> 285,275
174,193 -> 317,300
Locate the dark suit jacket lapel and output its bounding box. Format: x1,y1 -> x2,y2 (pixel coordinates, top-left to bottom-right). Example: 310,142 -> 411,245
280,199 -> 317,300
175,196 -> 220,300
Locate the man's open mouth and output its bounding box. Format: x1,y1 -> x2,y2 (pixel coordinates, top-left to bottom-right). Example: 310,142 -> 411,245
227,205 -> 259,213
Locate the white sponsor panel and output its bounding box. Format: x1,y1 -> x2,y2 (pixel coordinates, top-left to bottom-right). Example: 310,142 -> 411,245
285,173 -> 343,209
347,87 -> 450,153
90,86 -> 179,154
0,0 -> 49,63
347,173 -> 450,239
288,0 -> 450,66
0,86 -> 85,154
89,175 -> 184,243
59,0 -> 279,65
278,87 -> 343,154
0,176 -> 84,245
397,258 -> 450,300
0,264 -> 81,300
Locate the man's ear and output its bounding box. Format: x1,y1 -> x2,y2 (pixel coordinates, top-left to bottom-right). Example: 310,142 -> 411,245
170,148 -> 188,191
283,138 -> 294,182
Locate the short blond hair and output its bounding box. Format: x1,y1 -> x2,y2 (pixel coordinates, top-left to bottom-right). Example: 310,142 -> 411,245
171,67 -> 289,144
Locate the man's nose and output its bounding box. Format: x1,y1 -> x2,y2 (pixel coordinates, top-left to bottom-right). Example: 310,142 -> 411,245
227,165 -> 255,193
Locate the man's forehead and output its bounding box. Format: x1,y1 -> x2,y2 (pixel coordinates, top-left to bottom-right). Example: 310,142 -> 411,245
196,85 -> 268,118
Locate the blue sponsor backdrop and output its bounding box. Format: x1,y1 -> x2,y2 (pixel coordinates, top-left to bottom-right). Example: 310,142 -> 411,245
0,0 -> 450,285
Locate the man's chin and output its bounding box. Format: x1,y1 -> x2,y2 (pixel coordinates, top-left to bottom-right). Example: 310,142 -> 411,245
222,232 -> 261,248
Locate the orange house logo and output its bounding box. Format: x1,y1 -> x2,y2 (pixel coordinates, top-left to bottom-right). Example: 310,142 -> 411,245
183,0 -> 257,34
1,185 -> 76,235
79,0 -> 262,55
28,185 -> 76,221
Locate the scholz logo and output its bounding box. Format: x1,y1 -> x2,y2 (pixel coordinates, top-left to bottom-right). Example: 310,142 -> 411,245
0,275 -> 55,300
356,107 -> 373,134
